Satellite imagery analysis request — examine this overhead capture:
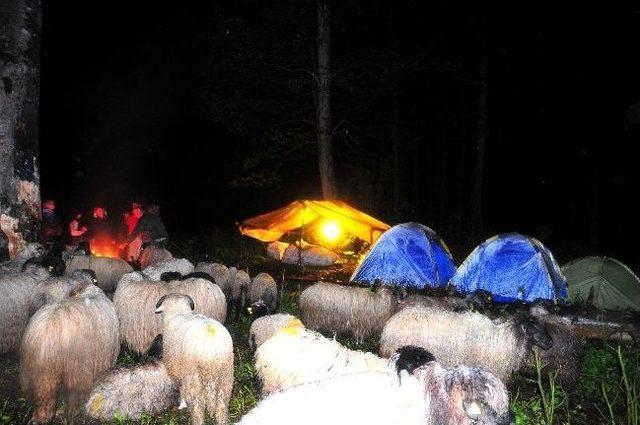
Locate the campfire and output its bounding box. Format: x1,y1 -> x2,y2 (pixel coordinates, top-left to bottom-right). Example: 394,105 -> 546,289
89,236 -> 121,259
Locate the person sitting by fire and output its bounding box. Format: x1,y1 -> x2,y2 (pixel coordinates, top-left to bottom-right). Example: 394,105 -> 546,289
41,199 -> 63,248
128,204 -> 169,248
123,202 -> 143,235
68,211 -> 88,247
87,206 -> 118,256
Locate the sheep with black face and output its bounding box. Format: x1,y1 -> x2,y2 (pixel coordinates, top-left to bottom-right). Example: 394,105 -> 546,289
239,346 -> 512,425
248,272 -> 277,313
379,305 -> 553,382
247,300 -> 301,350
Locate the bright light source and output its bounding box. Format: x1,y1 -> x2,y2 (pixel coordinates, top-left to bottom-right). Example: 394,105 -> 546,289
322,221 -> 341,241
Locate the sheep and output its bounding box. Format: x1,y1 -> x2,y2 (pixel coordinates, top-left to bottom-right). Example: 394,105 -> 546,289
247,300 -> 301,349
195,261 -> 229,289
156,293 -> 234,425
65,254 -> 133,292
113,276 -> 226,354
248,272 -> 277,313
398,290 -> 493,313
138,244 -> 173,269
28,269 -> 97,315
85,360 -> 179,421
254,325 -> 388,396
20,283 -> 120,423
523,306 -> 584,390
299,282 -> 398,342
228,267 -> 251,319
239,347 -> 512,425
143,258 -> 194,281
0,265 -> 53,354
379,305 -> 553,382
0,242 -> 45,275
0,265 -> 93,353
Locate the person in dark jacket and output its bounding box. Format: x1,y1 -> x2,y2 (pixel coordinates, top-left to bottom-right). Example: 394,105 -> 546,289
129,204 -> 169,248
41,200 -> 63,247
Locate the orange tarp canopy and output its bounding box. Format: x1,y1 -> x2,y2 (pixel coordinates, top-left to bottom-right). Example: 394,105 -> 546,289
239,200 -> 390,244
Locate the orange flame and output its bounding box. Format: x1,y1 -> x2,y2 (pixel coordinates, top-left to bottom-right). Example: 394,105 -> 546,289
90,236 -> 121,259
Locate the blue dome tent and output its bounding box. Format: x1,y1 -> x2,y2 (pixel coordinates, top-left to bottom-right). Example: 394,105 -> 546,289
451,233 -> 567,303
350,222 -> 456,289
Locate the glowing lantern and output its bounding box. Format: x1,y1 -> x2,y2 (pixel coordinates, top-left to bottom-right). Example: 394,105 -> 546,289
321,221 -> 341,242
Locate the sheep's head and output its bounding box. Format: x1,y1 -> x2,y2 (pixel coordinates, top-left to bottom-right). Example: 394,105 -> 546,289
69,283 -> 103,299
247,300 -> 271,319
392,346 -> 435,378
155,293 -> 195,319
420,363 -> 512,425
20,242 -> 45,260
518,316 -> 553,350
160,271 -> 183,282
71,269 -> 98,286
468,290 -> 493,311
183,271 -> 215,283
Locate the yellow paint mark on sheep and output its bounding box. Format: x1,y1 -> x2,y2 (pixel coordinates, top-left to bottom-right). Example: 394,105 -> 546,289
286,319 -> 304,329
204,323 -> 218,338
88,393 -> 104,414
280,323 -> 303,337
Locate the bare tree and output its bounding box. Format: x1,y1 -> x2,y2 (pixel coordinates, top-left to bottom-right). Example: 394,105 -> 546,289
316,0 -> 337,199
471,30 -> 488,232
0,0 -> 42,258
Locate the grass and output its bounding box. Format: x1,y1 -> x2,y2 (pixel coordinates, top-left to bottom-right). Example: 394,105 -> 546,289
1,230 -> 639,424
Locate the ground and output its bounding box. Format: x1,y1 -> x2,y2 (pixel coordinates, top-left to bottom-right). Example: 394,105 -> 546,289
1,229 -> 639,424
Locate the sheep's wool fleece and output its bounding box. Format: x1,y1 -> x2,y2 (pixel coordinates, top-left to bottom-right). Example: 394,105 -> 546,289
195,262 -> 229,288
143,258 -> 194,281
65,255 -> 133,291
0,268 -> 50,353
249,313 -> 301,349
85,361 -> 178,420
255,327 -> 387,395
20,285 -> 120,422
379,306 -> 526,381
163,312 -> 234,425
114,277 -> 226,353
138,246 -> 173,269
299,282 -> 396,340
239,371 -> 426,425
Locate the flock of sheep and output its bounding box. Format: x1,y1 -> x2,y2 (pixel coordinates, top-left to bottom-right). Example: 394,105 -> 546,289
0,242 -> 584,425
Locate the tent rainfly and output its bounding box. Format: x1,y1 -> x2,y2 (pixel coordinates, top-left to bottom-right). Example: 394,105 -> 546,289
562,256 -> 640,312
451,233 -> 567,303
350,222 -> 456,289
238,200 -> 390,244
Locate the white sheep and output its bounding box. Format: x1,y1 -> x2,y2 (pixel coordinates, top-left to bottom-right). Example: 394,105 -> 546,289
254,326 -> 387,396
239,348 -> 512,425
156,293 -> 234,425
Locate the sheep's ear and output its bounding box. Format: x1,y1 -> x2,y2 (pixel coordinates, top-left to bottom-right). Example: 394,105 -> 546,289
185,295 -> 195,311
155,295 -> 168,312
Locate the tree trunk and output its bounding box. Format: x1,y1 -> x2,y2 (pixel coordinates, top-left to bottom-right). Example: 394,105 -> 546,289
0,0 -> 42,259
315,0 -> 337,199
471,41 -> 488,232
391,86 -> 401,219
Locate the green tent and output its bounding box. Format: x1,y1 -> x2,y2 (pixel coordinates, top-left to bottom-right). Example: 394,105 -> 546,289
562,256 -> 640,311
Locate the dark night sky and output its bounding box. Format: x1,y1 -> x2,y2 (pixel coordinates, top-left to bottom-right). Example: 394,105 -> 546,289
38,1 -> 640,267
